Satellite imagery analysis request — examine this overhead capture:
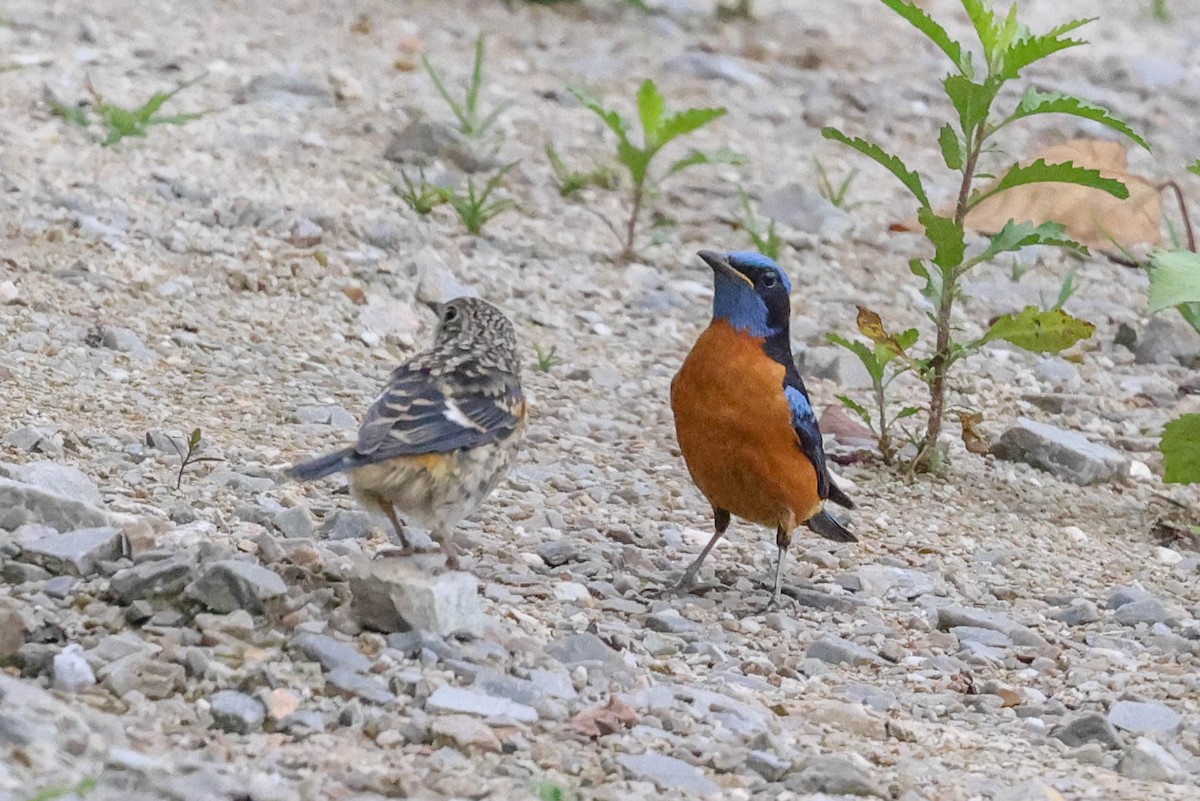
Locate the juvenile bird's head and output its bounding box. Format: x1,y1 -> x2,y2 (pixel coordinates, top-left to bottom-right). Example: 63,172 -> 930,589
699,250 -> 793,338
431,297 -> 521,375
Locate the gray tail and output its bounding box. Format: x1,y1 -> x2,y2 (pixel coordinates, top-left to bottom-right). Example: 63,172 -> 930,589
807,509 -> 857,543
285,448 -> 358,481
827,481 -> 854,510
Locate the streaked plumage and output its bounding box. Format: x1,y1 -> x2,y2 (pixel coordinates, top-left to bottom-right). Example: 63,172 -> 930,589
288,297 -> 525,569
671,250 -> 855,607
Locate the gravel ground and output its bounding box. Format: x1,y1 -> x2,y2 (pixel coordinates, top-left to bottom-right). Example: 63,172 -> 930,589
1,0 -> 1199,799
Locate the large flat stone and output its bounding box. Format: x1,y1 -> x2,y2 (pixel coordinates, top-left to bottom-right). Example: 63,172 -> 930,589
994,417 -> 1130,485
350,558 -> 484,638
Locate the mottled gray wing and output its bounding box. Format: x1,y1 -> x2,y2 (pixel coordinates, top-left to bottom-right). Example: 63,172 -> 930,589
352,362 -> 524,462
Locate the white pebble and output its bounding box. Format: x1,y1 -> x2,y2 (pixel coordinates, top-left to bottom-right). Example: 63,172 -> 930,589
53,644 -> 96,693
553,581 -> 591,602
1061,525 -> 1088,544
1129,460 -> 1153,482
1155,547 -> 1183,566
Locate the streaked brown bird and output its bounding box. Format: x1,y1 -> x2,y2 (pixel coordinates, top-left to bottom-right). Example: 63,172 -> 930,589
287,297 -> 525,569
670,250 -> 855,607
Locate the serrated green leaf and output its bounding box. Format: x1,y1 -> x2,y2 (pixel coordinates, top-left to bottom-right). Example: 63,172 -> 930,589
878,0 -> 973,76
895,406 -> 921,420
918,207 -> 966,270
975,219 -> 1087,263
1006,88 -> 1148,149
960,0 -> 1000,66
1000,18 -> 1094,79
980,306 -> 1095,353
1161,413 -> 1200,484
567,85 -> 630,145
821,127 -> 929,207
836,394 -> 872,426
970,158 -> 1129,210
938,124 -> 963,170
827,332 -> 884,384
1148,250 -> 1200,314
664,146 -> 745,177
944,75 -> 996,135
636,79 -> 665,145
909,258 -> 943,302
896,328 -> 920,350
658,107 -> 727,145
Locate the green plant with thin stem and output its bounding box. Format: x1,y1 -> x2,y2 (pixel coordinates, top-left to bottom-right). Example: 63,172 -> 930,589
533,343 -> 560,372
171,428 -> 224,490
824,0 -> 1145,471
391,169 -> 445,215
85,75 -> 206,146
569,79 -> 744,261
546,144 -> 619,197
423,35 -> 510,139
814,159 -> 861,210
29,778 -> 98,801
435,162 -> 518,235
737,188 -> 782,260
1150,0 -> 1171,22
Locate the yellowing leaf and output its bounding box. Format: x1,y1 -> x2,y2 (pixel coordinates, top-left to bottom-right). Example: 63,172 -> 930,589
856,306 -> 910,357
980,306 -> 1095,353
958,411 -> 990,454
965,138 -> 1161,250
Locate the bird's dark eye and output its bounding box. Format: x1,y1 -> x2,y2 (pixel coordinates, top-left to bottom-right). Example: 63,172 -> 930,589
761,273 -> 778,288
443,306 -> 459,322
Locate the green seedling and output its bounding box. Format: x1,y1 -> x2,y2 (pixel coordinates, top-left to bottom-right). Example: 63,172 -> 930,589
85,75 -> 205,146
435,162 -> 518,235
814,159 -> 860,210
569,78 -> 744,261
1160,413 -> 1199,484
171,428 -> 224,490
1151,0 -> 1171,22
533,343 -> 560,372
29,777 -> 97,801
391,169 -> 445,215
737,188 -> 782,260
423,34 -> 510,139
825,0 -> 1145,470
546,144 -> 619,197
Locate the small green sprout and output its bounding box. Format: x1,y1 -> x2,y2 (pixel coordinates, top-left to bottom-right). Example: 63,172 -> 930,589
814,159 -> 861,210
435,162 -> 518,235
737,188 -> 782,260
171,428 -> 224,490
546,144 -> 619,197
391,169 -> 445,215
533,343 -> 559,372
85,75 -> 205,146
423,35 -> 510,139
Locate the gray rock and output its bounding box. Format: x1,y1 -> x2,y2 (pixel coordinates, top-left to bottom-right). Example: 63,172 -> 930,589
1116,737 -> 1189,783
645,610 -> 702,635
1108,586 -> 1155,609
746,749 -> 792,782
280,710 -> 327,735
617,751 -> 718,795
20,527 -> 124,576
993,417 -> 1130,485
350,558 -> 484,637
325,668 -> 396,705
44,575 -> 76,599
785,754 -> 885,797
273,506 -> 318,539
951,626 -> 1014,647
185,560 -> 287,614
1051,712 -> 1124,750
209,690 -> 265,734
415,262 -> 478,307
1047,599 -> 1100,626
807,636 -> 882,666
2,425 -> 60,453
426,685 -> 538,722
935,606 -> 1045,647
536,540 -> 581,568
470,668 -> 543,706
1114,598 -> 1169,626
0,477 -> 110,532
101,653 -> 185,699
0,461 -> 101,505
761,184 -> 853,238
292,405 -> 357,428
99,326 -> 155,360
545,632 -> 622,667
800,345 -> 874,390
109,557 -> 194,603
664,51 -> 766,87
241,72 -> 335,109
294,633 -> 372,674
384,116 -> 494,172
321,509 -> 375,540
1107,700 -> 1182,735
1134,316 -> 1199,367
1034,357 -> 1081,390
837,565 -> 936,599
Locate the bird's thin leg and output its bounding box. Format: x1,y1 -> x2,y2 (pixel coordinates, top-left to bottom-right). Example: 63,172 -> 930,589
675,508 -> 731,592
762,526 -> 792,612
383,506 -> 414,552
430,526 -> 461,571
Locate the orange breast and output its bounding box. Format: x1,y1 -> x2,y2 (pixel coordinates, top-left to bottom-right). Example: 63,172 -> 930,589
670,321 -> 822,530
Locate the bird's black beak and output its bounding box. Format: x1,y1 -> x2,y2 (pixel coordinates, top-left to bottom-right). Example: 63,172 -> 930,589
698,250 -> 752,286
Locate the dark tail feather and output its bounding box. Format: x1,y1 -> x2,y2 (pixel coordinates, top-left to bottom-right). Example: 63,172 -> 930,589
807,509 -> 857,543
286,448 -> 358,481
827,480 -> 854,510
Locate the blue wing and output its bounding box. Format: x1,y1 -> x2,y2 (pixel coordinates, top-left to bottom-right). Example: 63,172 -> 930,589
784,379 -> 853,509
353,364 -> 524,462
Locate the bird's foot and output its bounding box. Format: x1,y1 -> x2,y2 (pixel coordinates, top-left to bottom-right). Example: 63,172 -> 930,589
373,545 -> 418,560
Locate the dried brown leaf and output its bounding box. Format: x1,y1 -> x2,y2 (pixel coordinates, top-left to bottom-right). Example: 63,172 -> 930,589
566,696 -> 638,738
958,411 -> 990,455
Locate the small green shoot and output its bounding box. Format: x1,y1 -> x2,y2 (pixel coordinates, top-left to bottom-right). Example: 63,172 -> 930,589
1161,413 -> 1199,484
423,35 -> 510,139
825,0 -> 1144,470
737,188 -> 782,260
569,79 -> 744,261
435,162 -> 518,235
533,343 -> 560,372
85,75 -> 205,146
171,428 -> 224,490
49,98 -> 90,127
1150,0 -> 1171,22
29,777 -> 98,801
1051,267 -> 1079,309
391,169 -> 445,215
533,779 -> 579,801
546,144 -> 619,197
814,159 -> 860,210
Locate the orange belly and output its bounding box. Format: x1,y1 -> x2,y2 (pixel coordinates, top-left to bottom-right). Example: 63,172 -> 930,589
671,321 -> 822,530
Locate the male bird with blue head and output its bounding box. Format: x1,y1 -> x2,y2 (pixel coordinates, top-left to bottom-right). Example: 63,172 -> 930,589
670,250 -> 855,607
